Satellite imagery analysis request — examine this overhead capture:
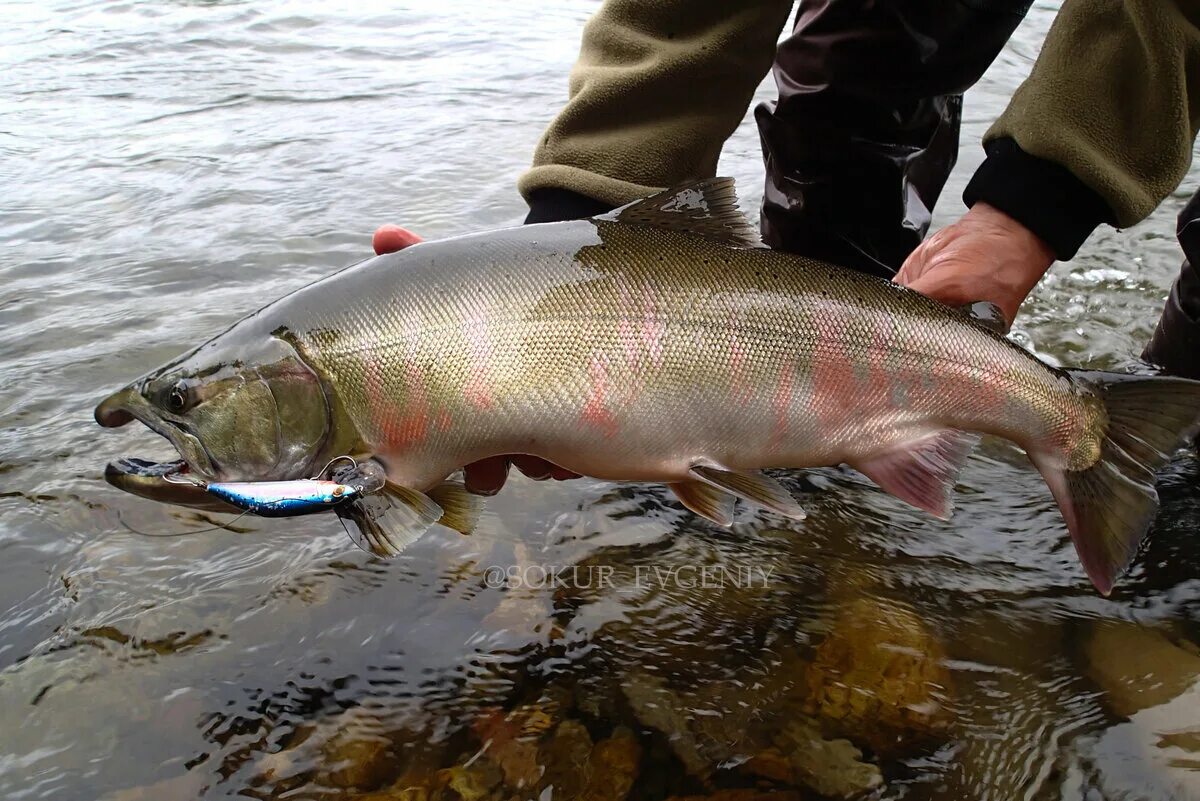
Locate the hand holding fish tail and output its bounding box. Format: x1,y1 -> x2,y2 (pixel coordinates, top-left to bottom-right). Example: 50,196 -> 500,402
896,202 -> 1055,325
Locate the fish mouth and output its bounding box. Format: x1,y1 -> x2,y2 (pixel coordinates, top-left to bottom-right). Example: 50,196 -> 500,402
95,386 -> 222,498
103,457 -> 240,513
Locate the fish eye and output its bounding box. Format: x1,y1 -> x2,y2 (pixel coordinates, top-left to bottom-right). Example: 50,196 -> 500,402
166,382 -> 190,413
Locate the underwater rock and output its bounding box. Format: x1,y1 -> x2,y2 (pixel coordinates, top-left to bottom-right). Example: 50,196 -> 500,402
582,726 -> 642,801
471,704 -> 548,790
439,760 -> 504,801
1085,620 -> 1200,717
461,686 -> 640,801
1080,621 -> 1200,800
539,719 -> 594,797
252,706 -> 402,792
536,720 -> 642,801
321,711 -> 396,790
937,611 -> 1074,801
622,664 -> 880,798
573,670 -> 627,723
621,665 -> 792,779
281,705 -> 402,791
350,789 -> 431,801
99,772 -> 208,801
349,770 -> 446,801
747,718 -> 883,799
255,723 -> 315,786
622,670 -> 715,779
803,594 -> 953,754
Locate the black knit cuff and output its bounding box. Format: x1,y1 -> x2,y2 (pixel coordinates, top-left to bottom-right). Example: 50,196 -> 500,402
524,188 -> 616,224
963,138 -> 1113,260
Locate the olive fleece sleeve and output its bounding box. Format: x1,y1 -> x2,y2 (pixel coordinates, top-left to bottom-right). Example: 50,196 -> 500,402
965,0 -> 1200,259
517,0 -> 793,212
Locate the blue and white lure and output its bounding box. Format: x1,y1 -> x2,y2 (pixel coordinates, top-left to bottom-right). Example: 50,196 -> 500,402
148,456 -> 477,558
163,456 -> 383,518
205,479 -> 359,517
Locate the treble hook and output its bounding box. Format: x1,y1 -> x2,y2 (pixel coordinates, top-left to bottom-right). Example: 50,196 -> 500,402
310,455 -> 358,480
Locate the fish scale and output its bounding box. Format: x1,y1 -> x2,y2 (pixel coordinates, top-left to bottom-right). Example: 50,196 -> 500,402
95,178 -> 1200,594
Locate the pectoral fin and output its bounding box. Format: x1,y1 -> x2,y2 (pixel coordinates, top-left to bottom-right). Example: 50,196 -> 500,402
669,480 -> 738,526
337,483 -> 442,557
688,464 -> 806,520
428,480 -> 484,535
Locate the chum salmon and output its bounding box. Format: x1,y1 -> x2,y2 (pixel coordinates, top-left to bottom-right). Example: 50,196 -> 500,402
96,179 -> 1200,594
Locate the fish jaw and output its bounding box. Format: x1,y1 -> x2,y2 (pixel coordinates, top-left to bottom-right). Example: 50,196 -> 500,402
103,457 -> 240,513
95,384 -> 219,481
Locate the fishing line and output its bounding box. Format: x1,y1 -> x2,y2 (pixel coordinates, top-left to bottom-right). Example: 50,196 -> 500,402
117,508 -> 254,538
162,471 -> 204,487
834,231 -> 899,277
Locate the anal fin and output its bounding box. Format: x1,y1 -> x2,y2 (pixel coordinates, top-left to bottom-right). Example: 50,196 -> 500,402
853,429 -> 980,519
688,464 -> 805,520
669,480 -> 737,526
337,482 -> 442,557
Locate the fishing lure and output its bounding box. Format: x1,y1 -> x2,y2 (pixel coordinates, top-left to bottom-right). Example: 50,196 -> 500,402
205,479 -> 360,517
162,456 -> 386,518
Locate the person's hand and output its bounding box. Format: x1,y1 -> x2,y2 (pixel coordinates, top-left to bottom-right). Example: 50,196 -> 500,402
894,202 -> 1055,325
371,224 -> 580,495
372,224 -> 423,255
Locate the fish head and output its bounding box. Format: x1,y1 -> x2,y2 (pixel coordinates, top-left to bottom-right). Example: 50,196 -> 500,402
96,335 -> 332,489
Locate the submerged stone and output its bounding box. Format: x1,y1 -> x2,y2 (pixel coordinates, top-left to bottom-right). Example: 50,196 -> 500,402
1085,620 -> 1200,717
537,719 -> 642,801
1080,621 -> 1200,799
623,662 -> 882,798
759,718 -> 883,799
803,594 -> 954,755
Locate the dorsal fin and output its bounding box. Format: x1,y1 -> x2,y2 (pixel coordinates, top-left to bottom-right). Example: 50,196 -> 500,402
596,178 -> 763,248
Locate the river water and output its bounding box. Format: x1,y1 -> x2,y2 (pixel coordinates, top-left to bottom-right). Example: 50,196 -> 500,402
2,2 -> 1198,799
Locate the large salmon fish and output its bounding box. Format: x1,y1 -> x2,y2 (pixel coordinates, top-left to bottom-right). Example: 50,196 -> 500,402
96,179 -> 1200,594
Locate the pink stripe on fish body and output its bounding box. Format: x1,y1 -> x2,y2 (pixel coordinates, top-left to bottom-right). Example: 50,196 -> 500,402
810,308 -> 861,434
580,352 -> 620,438
861,313 -> 900,413
370,355 -> 431,452
615,280 -> 666,370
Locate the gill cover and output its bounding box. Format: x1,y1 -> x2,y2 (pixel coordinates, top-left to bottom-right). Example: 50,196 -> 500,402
253,338 -> 331,477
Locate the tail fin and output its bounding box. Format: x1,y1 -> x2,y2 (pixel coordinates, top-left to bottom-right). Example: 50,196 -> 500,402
1038,371 -> 1200,595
